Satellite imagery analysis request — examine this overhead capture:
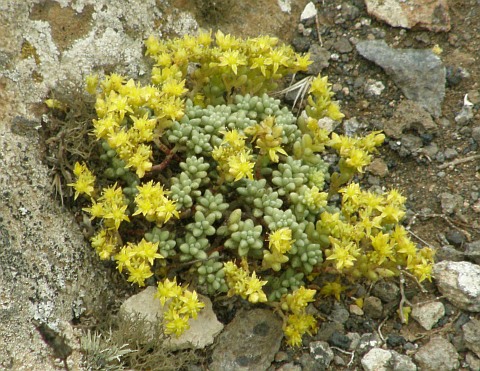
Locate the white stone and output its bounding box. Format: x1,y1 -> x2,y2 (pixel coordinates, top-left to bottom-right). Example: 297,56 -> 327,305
411,301 -> 445,330
119,286 -> 224,350
277,0 -> 291,14
300,2 -> 317,21
361,348 -> 392,371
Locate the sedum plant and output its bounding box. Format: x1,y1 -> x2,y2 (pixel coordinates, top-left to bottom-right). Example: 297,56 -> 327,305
68,30 -> 434,347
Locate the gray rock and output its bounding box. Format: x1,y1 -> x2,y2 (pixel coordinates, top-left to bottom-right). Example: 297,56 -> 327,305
383,100 -> 438,139
434,261 -> 480,312
462,318 -> 480,358
333,37 -> 353,54
411,301 -> 445,330
401,134 -> 423,155
309,341 -> 334,368
420,142 -> 439,158
277,363 -> 302,371
414,336 -> 460,370
455,105 -> 474,125
435,245 -> 465,262
118,286 -> 223,350
307,44 -> 330,75
372,281 -> 400,303
465,352 -> 480,371
439,192 -> 463,215
300,2 -> 317,21
356,40 -> 445,117
465,240 -> 480,264
343,117 -> 366,137
472,125 -> 480,143
443,148 -> 458,160
210,309 -> 283,371
361,348 -> 392,371
357,333 -> 382,355
330,303 -> 350,324
391,350 -> 417,371
363,296 -> 383,319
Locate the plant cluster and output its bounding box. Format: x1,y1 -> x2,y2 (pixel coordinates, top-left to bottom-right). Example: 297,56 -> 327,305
68,30 -> 434,347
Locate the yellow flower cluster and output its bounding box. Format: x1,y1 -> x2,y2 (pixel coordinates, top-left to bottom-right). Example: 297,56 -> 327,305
328,131 -> 385,174
212,129 -> 255,182
223,260 -> 268,303
68,162 -> 96,200
262,228 -> 294,271
280,287 -> 317,347
306,75 -> 344,121
155,278 -> 205,337
320,183 -> 434,282
144,30 -> 311,104
133,180 -> 180,226
115,239 -> 163,286
89,70 -> 186,178
244,116 -> 287,163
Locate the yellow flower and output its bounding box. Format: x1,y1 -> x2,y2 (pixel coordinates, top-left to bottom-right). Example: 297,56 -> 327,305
218,50 -> 247,75
164,308 -> 190,337
228,151 -> 255,181
156,277 -> 183,306
126,261 -> 153,286
326,238 -> 358,271
68,162 -> 96,200
268,228 -> 294,254
178,290 -> 205,319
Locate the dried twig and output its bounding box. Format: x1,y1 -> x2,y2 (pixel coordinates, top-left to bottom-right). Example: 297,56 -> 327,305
398,269 -> 412,324
330,346 -> 355,367
437,153 -> 480,169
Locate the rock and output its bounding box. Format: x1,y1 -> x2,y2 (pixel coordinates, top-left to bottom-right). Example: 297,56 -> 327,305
356,40 -> 445,117
343,117 -> 366,137
472,126 -> 480,144
434,261 -> 480,312
333,37 -> 353,54
364,79 -> 385,97
330,303 -> 350,324
118,287 -> 223,350
277,363 -> 302,371
414,336 -> 460,370
435,245 -> 465,262
462,318 -> 480,358
307,44 -> 330,74
372,281 -> 400,303
309,341 -> 334,368
391,351 -> 417,371
443,148 -> 458,160
363,296 -> 383,319
361,348 -> 391,371
367,158 -> 389,177
455,104 -> 474,126
210,309 -> 283,371
465,240 -> 480,264
383,100 -> 438,139
466,352 -> 480,371
300,2 -> 317,21
445,229 -> 466,246
357,333 -> 382,356
350,304 -> 364,316
329,332 -> 351,350
386,334 -> 406,348
365,0 -> 451,32
411,301 -> 445,330
439,192 -> 463,215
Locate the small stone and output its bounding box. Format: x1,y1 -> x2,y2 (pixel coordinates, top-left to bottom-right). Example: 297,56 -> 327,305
411,301 -> 445,330
443,148 -> 458,160
465,240 -> 480,264
455,105 -> 474,125
210,309 -> 283,371
363,296 -> 383,319
292,36 -> 311,53
386,334 -> 406,348
439,192 -> 463,215
333,37 -> 353,53
472,126 -> 480,143
383,100 -> 438,139
372,281 -> 400,303
307,44 -> 330,74
414,336 -> 460,370
361,348 -> 392,371
462,318 -> 480,358
328,332 -> 351,350
349,304 -> 364,316
346,332 -> 361,351
300,2 -> 317,21
330,303 -> 350,324
275,351 -> 289,363
309,341 -> 334,367
118,287 -> 223,350
465,352 -> 480,371
357,333 -> 382,355
391,351 -> 417,371
445,229 -> 466,246
434,261 -> 480,312
343,117 -> 366,137
364,80 -> 385,97
276,363 -> 302,371
435,245 -> 465,262
367,158 -> 389,177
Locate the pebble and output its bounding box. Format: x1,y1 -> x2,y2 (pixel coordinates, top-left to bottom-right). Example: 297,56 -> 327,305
300,2 -> 317,21
434,261 -> 480,312
367,158 -> 389,177
361,348 -> 392,371
411,301 -> 445,330
309,341 -> 334,367
445,229 -> 466,246
386,334 -> 406,348
439,192 -> 463,215
462,318 -> 480,358
333,37 -> 353,53
363,296 -> 383,319
364,79 -> 385,97
414,336 -> 460,370
328,331 -> 351,350
443,148 -> 458,160
465,240 -> 480,264
372,281 -> 400,303
349,304 -> 364,316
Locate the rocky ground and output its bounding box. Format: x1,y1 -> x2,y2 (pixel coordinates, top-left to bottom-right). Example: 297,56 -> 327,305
1,0 -> 480,370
